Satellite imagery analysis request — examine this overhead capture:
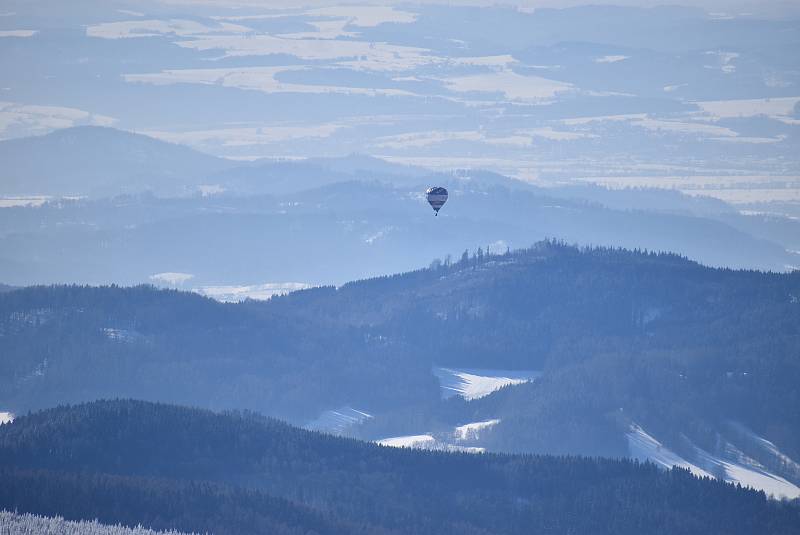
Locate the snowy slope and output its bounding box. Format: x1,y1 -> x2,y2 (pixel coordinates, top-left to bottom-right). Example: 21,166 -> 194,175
727,421 -> 800,477
694,446 -> 800,500
627,423 -> 800,500
304,406 -> 372,434
432,367 -> 541,400
0,412 -> 13,425
626,424 -> 712,478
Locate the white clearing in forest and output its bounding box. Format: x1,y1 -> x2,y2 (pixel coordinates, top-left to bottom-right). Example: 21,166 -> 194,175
628,423 -> 800,500
433,367 -> 541,400
376,434 -> 484,453
627,424 -> 713,479
727,421 -> 800,474
454,419 -> 500,442
377,434 -> 436,448
304,406 -> 372,434
194,282 -> 310,302
0,412 -> 13,425
694,447 -> 800,500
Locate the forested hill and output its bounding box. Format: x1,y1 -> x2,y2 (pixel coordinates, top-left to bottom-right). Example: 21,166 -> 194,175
269,241 -> 800,372
1,399 -> 798,535
267,242 -> 800,454
1,242 -> 799,469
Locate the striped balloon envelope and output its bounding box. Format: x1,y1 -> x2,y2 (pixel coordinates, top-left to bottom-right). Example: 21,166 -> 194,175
425,186 -> 448,216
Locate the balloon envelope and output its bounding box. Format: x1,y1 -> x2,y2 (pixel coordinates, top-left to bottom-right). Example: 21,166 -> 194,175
426,186 -> 448,215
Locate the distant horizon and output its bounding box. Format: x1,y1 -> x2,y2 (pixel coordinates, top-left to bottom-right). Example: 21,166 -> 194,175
159,0 -> 800,19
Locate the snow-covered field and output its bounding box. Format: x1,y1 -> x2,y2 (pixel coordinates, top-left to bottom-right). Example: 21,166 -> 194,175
572,174 -> 800,204
432,367 -> 541,400
0,412 -> 14,425
375,419 -> 501,453
438,70 -> 574,102
194,282 -> 311,302
376,434 -> 484,453
627,423 -> 800,500
2,4 -> 797,187
695,96 -> 800,119
0,30 -> 37,38
0,101 -> 116,140
0,196 -> 50,208
453,419 -> 501,442
693,447 -> 800,500
377,434 -> 436,448
0,510 -> 196,535
304,406 -> 372,434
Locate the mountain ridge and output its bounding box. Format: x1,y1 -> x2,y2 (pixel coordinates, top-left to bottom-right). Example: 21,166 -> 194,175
1,399 -> 798,535
0,126 -> 234,197
1,242 -> 798,479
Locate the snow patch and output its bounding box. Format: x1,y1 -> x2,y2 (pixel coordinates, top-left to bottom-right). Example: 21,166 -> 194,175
0,101 -> 116,139
524,127 -> 595,141
198,184 -> 225,197
126,67 -> 415,97
663,83 -> 688,92
454,419 -> 500,442
0,30 -> 37,38
305,406 -> 372,434
174,35 -> 429,72
704,51 -> 739,73
0,412 -> 13,425
86,19 -> 250,39
377,434 -> 436,448
305,6 -> 417,27
433,367 -> 541,400
438,70 -> 573,102
278,19 -> 356,40
695,96 -> 800,119
149,272 -> 194,287
377,434 -> 484,453
0,196 -> 50,208
595,55 -> 629,63
194,282 -> 310,302
103,328 -> 139,343
117,9 -> 145,17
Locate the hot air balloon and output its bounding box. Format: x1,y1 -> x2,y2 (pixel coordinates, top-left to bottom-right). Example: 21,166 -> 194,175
426,186 -> 448,216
